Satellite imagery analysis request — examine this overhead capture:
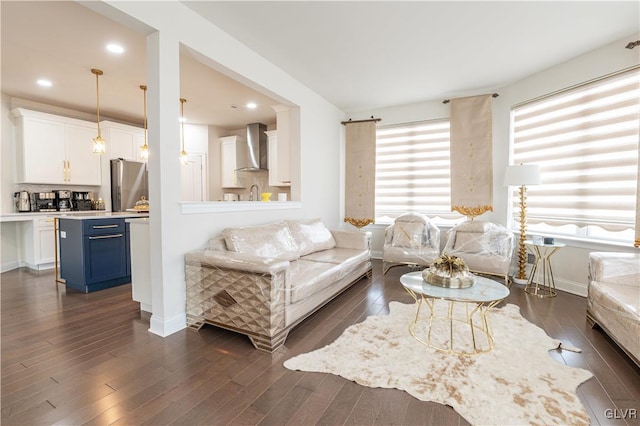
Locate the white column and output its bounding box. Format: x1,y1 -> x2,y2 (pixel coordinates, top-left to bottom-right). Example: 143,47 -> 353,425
146,30 -> 186,336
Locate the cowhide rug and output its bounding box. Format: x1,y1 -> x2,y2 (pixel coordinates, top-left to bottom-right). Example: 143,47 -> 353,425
284,301 -> 593,425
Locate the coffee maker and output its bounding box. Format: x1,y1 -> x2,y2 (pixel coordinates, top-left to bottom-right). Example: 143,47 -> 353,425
13,191 -> 31,212
30,192 -> 56,212
72,191 -> 93,211
54,190 -> 72,212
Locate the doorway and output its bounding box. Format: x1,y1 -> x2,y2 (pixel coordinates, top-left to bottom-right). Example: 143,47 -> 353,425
181,153 -> 207,201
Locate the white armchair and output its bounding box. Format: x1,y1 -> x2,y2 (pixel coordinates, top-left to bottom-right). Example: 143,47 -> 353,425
443,220 -> 514,285
382,213 -> 440,275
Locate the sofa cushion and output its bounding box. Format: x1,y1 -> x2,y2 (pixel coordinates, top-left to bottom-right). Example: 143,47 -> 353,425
288,259 -> 345,304
223,221 -> 299,261
287,219 -> 336,256
301,247 -> 370,269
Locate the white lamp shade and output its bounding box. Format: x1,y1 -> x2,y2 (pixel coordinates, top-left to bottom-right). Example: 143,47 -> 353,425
503,164 -> 541,186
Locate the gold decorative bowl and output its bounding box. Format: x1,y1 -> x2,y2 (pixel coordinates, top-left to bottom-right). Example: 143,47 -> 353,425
422,253 -> 476,288
422,271 -> 476,289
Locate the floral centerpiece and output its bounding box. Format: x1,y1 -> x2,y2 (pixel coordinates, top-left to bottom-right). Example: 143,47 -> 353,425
422,253 -> 475,288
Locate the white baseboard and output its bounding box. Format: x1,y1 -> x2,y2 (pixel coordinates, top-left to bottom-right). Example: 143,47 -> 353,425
555,278 -> 588,297
1,260 -> 20,273
149,312 -> 186,337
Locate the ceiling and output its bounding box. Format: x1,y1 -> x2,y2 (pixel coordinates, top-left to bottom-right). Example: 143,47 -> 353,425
183,1 -> 640,111
1,1 -> 280,129
2,1 -> 639,130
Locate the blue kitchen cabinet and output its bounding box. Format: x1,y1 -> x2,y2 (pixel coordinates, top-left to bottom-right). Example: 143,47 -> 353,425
59,217 -> 131,293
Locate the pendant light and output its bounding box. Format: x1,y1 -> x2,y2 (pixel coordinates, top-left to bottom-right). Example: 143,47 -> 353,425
91,69 -> 106,155
139,85 -> 149,161
180,98 -> 188,163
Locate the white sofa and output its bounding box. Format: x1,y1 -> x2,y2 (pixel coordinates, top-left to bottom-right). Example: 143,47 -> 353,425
185,219 -> 372,352
587,251 -> 640,367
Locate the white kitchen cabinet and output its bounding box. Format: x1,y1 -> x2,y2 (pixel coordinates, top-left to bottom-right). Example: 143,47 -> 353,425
65,123 -> 102,185
12,108 -> 101,185
220,136 -> 246,188
269,105 -> 292,187
13,113 -> 66,184
102,121 -> 145,161
20,217 -> 56,270
266,130 -> 291,187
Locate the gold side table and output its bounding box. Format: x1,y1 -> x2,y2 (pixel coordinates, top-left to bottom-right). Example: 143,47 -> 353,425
524,241 -> 565,298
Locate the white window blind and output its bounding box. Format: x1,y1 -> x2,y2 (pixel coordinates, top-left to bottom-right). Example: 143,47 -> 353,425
375,120 -> 462,222
511,68 -> 640,240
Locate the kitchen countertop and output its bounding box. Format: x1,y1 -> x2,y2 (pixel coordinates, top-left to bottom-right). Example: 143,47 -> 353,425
57,212 -> 149,220
0,211 -> 149,222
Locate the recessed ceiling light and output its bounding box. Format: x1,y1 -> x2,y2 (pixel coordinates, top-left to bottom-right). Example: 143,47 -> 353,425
246,102 -> 257,109
106,43 -> 125,54
37,79 -> 52,87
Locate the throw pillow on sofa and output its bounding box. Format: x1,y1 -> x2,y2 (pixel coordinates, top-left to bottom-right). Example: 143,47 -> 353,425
223,221 -> 300,261
287,219 -> 336,256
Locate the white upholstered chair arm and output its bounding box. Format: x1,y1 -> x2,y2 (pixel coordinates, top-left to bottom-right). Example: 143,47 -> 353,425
331,229 -> 372,250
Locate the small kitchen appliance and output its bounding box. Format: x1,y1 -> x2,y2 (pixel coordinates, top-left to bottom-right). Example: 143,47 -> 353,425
72,191 -> 93,211
30,192 -> 56,212
54,190 -> 72,211
223,193 -> 239,202
13,191 -> 31,212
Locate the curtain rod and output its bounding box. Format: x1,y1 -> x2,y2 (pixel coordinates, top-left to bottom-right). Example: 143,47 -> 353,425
512,65 -> 640,109
341,116 -> 382,125
442,93 -> 499,104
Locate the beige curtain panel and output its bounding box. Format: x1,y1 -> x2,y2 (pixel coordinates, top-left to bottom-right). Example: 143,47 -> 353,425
449,94 -> 494,218
344,121 -> 376,228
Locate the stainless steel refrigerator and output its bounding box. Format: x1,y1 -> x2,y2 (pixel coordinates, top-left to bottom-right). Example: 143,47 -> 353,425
110,158 -> 148,212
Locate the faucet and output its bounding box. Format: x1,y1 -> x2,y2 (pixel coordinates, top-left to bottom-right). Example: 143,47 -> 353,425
249,184 -> 259,201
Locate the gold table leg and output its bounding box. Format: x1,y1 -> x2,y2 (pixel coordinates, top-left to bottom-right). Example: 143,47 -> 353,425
405,288 -> 500,356
524,245 -> 560,298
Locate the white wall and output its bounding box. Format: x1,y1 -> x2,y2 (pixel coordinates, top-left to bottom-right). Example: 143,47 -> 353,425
96,1 -> 345,336
348,33 -> 640,296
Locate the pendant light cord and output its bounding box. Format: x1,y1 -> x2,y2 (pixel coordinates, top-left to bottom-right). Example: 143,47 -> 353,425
141,85 -> 148,147
91,69 -> 103,137
180,98 -> 187,154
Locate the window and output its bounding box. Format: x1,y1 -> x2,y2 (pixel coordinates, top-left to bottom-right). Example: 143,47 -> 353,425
375,120 -> 462,223
510,68 -> 640,243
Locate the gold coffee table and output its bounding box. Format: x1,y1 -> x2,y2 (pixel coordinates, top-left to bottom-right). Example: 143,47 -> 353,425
400,271 -> 509,355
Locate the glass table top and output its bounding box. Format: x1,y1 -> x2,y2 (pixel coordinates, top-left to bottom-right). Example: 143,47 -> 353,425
400,271 -> 509,303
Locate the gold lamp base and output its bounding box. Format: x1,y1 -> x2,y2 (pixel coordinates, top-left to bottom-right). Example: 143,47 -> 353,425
515,184 -> 528,281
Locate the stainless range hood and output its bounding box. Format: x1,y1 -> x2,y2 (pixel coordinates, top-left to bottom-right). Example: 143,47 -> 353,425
236,122 -> 268,171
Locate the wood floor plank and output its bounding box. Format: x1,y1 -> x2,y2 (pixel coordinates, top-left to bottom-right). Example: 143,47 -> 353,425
2,260 -> 638,425
256,384 -> 314,425
402,397 -> 436,425
373,388 -> 411,425
344,387 -> 385,425
315,379 -> 364,425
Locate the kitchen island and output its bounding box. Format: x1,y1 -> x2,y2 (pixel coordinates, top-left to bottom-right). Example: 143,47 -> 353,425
58,212 -> 148,293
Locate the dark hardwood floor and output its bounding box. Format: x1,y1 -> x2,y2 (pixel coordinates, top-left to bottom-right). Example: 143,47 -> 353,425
2,260 -> 639,425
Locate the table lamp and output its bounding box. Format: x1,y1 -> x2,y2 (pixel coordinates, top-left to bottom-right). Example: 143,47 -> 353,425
504,164 -> 541,284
